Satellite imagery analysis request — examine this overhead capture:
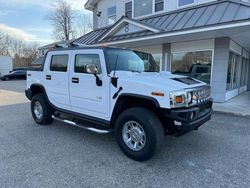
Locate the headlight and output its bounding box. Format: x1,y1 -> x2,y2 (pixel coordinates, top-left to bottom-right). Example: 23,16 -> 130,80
170,91 -> 186,107
187,92 -> 193,104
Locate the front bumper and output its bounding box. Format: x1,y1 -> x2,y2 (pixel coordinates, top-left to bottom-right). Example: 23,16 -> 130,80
161,100 -> 213,136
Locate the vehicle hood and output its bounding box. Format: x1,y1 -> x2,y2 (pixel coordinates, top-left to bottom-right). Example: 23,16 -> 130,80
112,71 -> 206,91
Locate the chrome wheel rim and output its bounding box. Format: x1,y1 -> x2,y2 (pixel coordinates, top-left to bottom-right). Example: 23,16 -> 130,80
122,121 -> 146,151
34,101 -> 43,120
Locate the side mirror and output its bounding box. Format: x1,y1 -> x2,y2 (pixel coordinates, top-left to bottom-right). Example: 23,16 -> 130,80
86,64 -> 98,74
85,64 -> 102,87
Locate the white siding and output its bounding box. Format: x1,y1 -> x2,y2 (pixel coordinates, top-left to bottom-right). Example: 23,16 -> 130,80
171,39 -> 215,52
94,0 -> 131,29
93,0 -> 218,29
230,40 -> 242,54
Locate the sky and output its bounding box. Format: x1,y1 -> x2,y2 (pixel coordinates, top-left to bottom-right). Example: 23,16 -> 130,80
0,0 -> 90,45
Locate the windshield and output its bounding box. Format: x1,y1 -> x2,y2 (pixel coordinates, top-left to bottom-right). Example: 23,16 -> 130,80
105,48 -> 159,74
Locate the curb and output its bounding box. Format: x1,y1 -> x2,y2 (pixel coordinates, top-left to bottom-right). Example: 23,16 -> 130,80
213,110 -> 250,119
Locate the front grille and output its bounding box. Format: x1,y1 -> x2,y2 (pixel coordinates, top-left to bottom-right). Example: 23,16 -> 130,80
188,86 -> 211,106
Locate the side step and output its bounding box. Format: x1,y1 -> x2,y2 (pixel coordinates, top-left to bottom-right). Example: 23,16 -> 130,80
52,115 -> 113,134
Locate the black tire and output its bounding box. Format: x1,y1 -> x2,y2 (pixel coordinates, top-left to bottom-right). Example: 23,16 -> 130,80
115,107 -> 165,161
3,77 -> 9,81
31,94 -> 54,125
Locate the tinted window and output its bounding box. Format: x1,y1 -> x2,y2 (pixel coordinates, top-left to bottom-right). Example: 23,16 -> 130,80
75,54 -> 101,74
125,2 -> 132,18
134,0 -> 153,17
178,0 -> 194,7
155,0 -> 164,12
50,55 -> 68,72
107,6 -> 116,25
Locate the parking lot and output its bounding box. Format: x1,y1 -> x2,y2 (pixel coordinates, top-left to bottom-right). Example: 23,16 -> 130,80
0,80 -> 250,188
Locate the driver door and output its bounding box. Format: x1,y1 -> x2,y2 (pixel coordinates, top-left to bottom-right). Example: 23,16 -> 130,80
69,49 -> 110,120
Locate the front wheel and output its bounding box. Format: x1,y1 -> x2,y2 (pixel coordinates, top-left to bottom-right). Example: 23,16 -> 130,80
31,94 -> 54,125
115,107 -> 165,161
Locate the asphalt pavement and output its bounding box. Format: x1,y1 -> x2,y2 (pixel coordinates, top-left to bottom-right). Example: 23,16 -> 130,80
0,80 -> 250,188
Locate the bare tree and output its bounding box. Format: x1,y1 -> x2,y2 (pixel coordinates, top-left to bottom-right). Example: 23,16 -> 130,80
76,14 -> 93,36
0,30 -> 39,67
48,1 -> 75,41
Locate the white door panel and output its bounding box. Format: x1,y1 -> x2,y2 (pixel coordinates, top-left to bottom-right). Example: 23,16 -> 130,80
69,50 -> 110,120
44,52 -> 71,110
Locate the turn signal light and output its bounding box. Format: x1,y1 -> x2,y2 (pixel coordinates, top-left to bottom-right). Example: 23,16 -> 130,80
151,92 -> 164,97
175,96 -> 184,103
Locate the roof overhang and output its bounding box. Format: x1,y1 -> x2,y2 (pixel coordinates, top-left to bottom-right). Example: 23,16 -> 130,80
89,21 -> 250,51
84,0 -> 100,11
99,16 -> 162,42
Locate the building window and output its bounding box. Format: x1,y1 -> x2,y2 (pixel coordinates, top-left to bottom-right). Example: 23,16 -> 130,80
50,55 -> 68,72
240,58 -> 246,87
75,54 -> 101,74
125,2 -> 132,18
155,0 -> 164,12
134,0 -> 153,17
171,51 -> 212,84
227,52 -> 240,90
245,59 -> 249,85
178,0 -> 195,7
107,6 -> 116,25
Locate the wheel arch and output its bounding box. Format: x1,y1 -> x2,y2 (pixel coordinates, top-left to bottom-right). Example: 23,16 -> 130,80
110,93 -> 160,126
30,84 -> 48,99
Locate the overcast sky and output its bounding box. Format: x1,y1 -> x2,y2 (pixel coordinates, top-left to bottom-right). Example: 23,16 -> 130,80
0,0 -> 90,45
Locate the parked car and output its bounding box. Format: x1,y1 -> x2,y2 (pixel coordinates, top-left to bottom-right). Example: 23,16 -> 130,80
25,47 -> 212,161
0,70 -> 27,81
12,67 -> 29,72
174,64 -> 211,84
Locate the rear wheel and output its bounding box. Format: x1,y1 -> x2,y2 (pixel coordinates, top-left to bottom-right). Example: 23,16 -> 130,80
115,107 -> 164,161
3,77 -> 9,81
31,94 -> 54,125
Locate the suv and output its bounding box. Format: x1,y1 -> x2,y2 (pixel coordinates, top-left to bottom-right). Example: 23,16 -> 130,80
25,47 -> 213,161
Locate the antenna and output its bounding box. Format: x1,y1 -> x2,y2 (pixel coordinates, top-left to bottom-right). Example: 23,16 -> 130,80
113,54 -> 119,77
111,54 -> 119,88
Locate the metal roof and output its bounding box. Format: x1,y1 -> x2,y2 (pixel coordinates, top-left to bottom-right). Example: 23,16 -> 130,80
73,0 -> 250,46
73,27 -> 109,46
140,0 -> 250,32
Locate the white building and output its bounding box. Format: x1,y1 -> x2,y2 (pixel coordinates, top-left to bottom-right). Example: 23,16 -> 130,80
72,0 -> 250,103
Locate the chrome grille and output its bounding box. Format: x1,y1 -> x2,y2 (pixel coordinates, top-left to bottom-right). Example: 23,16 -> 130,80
188,86 -> 211,106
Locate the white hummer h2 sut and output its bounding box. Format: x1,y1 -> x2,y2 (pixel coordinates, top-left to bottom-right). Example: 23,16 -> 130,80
25,47 -> 212,161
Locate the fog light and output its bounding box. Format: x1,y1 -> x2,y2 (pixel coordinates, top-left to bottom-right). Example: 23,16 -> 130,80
174,121 -> 182,126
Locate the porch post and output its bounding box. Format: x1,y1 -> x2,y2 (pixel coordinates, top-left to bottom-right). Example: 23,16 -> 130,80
212,37 -> 230,103
248,55 -> 250,91
162,43 -> 171,71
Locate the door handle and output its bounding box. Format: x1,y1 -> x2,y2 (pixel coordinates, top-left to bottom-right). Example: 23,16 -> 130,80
46,75 -> 51,80
72,77 -> 79,83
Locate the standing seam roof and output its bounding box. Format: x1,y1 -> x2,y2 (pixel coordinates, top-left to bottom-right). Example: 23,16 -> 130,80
72,0 -> 250,46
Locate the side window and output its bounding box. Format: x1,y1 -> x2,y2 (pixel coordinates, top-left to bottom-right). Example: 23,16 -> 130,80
75,54 -> 102,74
125,2 -> 132,18
155,0 -> 164,12
50,55 -> 68,72
178,0 -> 194,7
107,6 -> 116,25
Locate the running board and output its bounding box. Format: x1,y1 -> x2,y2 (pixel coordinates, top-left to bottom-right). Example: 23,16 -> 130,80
52,115 -> 112,134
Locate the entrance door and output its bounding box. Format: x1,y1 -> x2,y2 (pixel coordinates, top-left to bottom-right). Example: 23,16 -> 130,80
69,49 -> 110,120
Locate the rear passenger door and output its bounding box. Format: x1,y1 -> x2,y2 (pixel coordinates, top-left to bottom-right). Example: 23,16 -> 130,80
44,51 -> 71,110
69,49 -> 110,120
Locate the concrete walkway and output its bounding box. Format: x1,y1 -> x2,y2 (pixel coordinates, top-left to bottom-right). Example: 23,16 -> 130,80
213,91 -> 250,117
